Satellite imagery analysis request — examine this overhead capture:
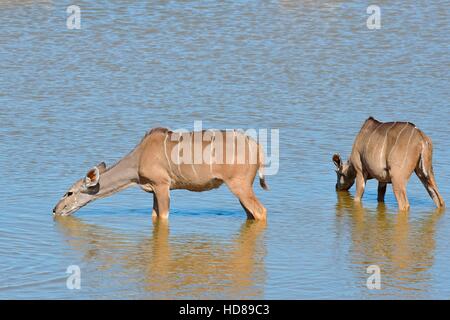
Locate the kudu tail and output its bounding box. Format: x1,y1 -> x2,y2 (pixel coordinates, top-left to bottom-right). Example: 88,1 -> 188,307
258,143 -> 269,191
417,134 -> 445,208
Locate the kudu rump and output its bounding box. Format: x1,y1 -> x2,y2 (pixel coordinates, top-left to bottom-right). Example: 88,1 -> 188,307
333,117 -> 445,211
53,128 -> 269,220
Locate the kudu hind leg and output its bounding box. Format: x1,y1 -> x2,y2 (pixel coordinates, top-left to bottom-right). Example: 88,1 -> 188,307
416,168 -> 445,208
239,193 -> 267,221
416,140 -> 445,208
226,180 -> 267,220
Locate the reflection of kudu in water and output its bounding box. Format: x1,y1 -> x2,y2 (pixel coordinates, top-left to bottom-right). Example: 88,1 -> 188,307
335,192 -> 443,292
55,217 -> 266,299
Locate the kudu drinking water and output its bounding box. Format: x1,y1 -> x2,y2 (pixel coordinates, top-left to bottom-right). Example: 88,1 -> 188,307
332,117 -> 445,211
53,128 -> 269,220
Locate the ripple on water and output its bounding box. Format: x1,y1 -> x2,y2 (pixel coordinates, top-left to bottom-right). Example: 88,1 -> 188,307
0,0 -> 449,299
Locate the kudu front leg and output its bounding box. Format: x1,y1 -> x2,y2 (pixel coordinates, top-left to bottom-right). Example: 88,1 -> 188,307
377,182 -> 387,202
151,193 -> 158,218
153,185 -> 171,219
354,172 -> 367,203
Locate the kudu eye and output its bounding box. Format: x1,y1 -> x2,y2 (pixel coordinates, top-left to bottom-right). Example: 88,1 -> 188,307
66,192 -> 73,197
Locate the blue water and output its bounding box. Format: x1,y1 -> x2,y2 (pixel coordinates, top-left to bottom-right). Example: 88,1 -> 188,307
0,1 -> 449,299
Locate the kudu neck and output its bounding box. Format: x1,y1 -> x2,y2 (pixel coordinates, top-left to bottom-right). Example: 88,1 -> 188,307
96,152 -> 139,199
347,160 -> 357,179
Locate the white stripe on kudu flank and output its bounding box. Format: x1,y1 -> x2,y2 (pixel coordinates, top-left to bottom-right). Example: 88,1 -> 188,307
401,126 -> 417,169
380,122 -> 396,166
366,123 -> 383,149
191,163 -> 198,177
163,133 -> 172,174
248,137 -> 253,165
190,133 -> 198,178
388,123 -> 409,162
176,135 -> 186,180
210,131 -> 215,175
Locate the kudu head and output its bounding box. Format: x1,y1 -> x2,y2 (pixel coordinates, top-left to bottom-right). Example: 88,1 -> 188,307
53,162 -> 107,216
332,154 -> 356,191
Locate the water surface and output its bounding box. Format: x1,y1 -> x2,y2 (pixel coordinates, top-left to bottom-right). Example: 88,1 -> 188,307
0,0 -> 449,299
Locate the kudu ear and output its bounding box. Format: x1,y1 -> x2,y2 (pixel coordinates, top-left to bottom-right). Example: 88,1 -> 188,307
96,162 -> 107,173
332,154 -> 342,168
84,166 -> 101,188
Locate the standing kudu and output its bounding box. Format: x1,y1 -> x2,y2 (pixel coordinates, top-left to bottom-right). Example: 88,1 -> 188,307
333,117 -> 445,211
53,128 -> 269,220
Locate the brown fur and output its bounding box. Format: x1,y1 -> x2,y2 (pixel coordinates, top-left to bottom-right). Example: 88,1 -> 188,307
54,128 -> 268,219
333,117 -> 445,211
137,129 -> 268,220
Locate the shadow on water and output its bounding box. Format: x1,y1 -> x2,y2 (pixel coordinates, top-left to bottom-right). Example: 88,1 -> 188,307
335,191 -> 445,297
54,216 -> 267,299
76,207 -> 242,217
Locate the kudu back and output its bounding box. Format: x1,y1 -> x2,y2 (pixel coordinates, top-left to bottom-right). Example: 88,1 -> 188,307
333,117 -> 445,211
